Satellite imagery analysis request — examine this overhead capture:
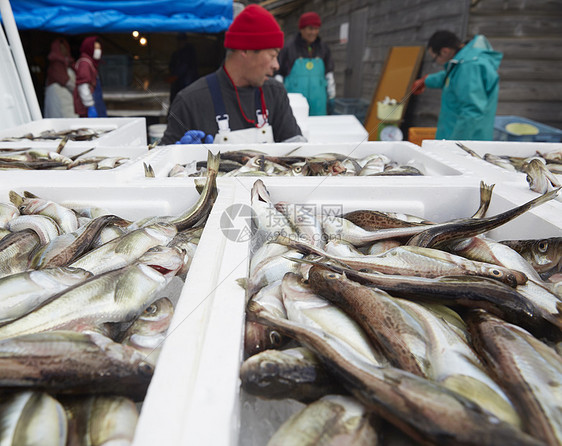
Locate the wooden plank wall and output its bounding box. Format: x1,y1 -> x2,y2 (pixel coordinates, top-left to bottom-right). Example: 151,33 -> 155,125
274,0 -> 562,134
468,0 -> 562,130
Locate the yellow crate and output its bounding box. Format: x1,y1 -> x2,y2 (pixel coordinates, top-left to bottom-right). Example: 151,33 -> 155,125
408,127 -> 437,146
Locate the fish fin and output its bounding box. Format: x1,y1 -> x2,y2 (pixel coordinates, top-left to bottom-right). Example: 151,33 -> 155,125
23,190 -> 40,198
236,277 -> 248,290
8,190 -> 23,207
144,162 -> 155,178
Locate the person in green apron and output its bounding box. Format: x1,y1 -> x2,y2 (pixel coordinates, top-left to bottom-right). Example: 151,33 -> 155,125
275,12 -> 335,116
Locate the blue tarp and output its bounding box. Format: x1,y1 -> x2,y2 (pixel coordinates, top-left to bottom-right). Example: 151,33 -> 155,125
6,0 -> 233,34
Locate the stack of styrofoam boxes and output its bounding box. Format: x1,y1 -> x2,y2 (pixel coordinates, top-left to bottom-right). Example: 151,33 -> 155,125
0,117 -> 151,186
130,176 -> 561,446
421,140 -> 562,204
287,93 -> 310,140
306,114 -> 369,143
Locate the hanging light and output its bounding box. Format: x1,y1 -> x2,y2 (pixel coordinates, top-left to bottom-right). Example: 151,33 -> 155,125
139,36 -> 147,46
132,30 -> 139,38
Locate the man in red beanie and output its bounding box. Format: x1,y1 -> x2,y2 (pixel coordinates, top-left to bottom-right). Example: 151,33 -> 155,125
161,4 -> 304,145
275,11 -> 335,116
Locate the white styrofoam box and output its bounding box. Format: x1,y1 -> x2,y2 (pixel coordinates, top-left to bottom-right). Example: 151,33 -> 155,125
422,140 -> 562,202
306,115 -> 368,143
143,177 -> 560,446
0,145 -> 150,186
145,141 -> 465,179
1,181 -> 236,445
0,117 -> 147,152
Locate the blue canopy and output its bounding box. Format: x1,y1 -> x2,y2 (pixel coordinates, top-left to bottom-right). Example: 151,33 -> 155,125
7,0 -> 233,34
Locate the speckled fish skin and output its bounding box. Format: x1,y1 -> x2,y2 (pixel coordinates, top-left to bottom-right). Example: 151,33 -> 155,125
0,246 -> 183,341
274,235 -> 526,287
0,331 -> 153,399
0,229 -> 41,278
307,266 -> 430,377
0,267 -> 92,325
406,187 -> 560,249
62,395 -> 138,446
468,310 -> 562,446
247,297 -> 542,446
240,347 -> 344,403
0,391 -> 67,446
343,209 -> 428,230
266,395 -> 378,446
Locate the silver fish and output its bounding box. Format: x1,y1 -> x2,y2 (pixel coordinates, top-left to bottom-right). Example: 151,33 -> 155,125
7,214 -> 62,244
524,158 -> 561,193
500,237 -> 562,279
0,229 -> 41,278
0,202 -> 19,228
266,395 -> 378,445
0,391 -> 67,446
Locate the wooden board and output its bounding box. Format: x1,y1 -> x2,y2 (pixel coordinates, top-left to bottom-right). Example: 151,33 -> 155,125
364,46 -> 425,141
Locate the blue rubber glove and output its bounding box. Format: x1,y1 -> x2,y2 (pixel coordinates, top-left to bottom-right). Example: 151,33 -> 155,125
87,106 -> 98,118
175,130 -> 214,144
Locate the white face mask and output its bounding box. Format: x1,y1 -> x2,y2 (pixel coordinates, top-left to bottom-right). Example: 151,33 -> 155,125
93,48 -> 102,60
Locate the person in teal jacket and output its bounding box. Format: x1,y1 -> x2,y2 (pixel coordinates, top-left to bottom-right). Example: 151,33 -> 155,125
412,31 -> 503,140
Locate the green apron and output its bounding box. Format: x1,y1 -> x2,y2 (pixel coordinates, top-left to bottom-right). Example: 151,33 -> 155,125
284,58 -> 327,116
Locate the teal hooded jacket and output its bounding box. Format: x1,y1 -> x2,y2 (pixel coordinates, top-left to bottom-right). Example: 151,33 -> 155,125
425,35 -> 503,140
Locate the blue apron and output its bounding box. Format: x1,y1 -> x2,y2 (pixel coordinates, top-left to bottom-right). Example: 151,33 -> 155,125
284,58 -> 327,116
93,77 -> 107,117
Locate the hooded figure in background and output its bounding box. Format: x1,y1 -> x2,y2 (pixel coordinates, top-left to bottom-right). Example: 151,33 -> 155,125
73,36 -> 107,118
412,31 -> 503,140
44,37 -> 77,118
275,12 -> 335,116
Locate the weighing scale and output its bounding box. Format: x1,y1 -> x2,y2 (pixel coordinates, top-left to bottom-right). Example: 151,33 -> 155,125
376,100 -> 404,141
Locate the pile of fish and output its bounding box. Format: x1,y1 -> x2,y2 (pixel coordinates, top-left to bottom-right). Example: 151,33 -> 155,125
0,151 -> 219,445
0,142 -> 131,171
457,142 -> 562,193
241,179 -> 562,445
0,127 -> 110,142
165,149 -> 425,177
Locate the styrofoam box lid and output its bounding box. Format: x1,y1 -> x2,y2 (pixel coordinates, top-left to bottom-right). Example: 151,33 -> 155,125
0,145 -> 150,186
0,117 -> 148,149
136,177 -> 560,446
146,141 -> 465,179
307,115 -> 368,143
421,140 -> 562,202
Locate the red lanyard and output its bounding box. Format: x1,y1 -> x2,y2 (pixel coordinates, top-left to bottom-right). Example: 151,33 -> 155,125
223,66 -> 268,128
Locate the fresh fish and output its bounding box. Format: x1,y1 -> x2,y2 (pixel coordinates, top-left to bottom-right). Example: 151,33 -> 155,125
0,202 -> 19,228
274,235 -> 526,286
240,347 -> 345,403
468,309 -> 562,446
0,331 -> 153,399
369,165 -> 424,176
324,239 -> 366,257
266,395 -> 378,445
456,141 -> 483,159
10,190 -> 79,234
365,239 -> 402,255
305,158 -> 346,176
406,187 -> 560,248
358,156 -> 386,175
275,202 -> 325,248
307,266 -> 430,377
247,250 -> 303,298
500,237 -> 562,279
167,227 -> 202,277
524,158 -> 561,193
0,391 -> 67,446
483,153 -> 519,172
144,161 -> 155,177
0,267 -> 92,325
69,223 -> 177,275
472,181 -> 495,218
0,229 -> 41,278
120,297 -> 175,366
29,214 -> 130,269
398,300 -> 522,428
247,292 -> 542,446
7,214 -> 62,244
539,148 -> 562,163
0,246 -> 183,340
299,261 -> 544,336
62,395 -> 138,446
280,272 -> 386,366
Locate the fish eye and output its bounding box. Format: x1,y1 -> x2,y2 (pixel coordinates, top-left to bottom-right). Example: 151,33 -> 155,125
144,304 -> 158,315
255,158 -> 262,166
328,273 -> 337,278
139,361 -> 154,376
490,269 -> 503,277
538,240 -> 548,252
269,330 -> 282,347
294,166 -> 302,173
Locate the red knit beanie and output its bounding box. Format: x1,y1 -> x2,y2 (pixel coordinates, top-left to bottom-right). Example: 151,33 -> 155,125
224,5 -> 284,50
298,12 -> 321,29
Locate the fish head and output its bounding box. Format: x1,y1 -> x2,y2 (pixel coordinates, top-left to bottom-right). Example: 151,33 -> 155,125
138,246 -> 184,277
251,179 -> 271,205
244,320 -> 288,358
